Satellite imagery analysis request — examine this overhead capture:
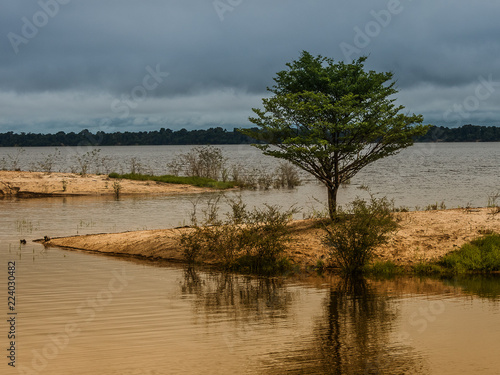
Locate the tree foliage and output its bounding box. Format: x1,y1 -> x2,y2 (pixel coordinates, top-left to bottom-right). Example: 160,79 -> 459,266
241,51 -> 429,219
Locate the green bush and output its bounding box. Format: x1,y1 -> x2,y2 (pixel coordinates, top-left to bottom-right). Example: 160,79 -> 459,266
323,196 -> 398,275
439,233 -> 500,273
179,198 -> 297,273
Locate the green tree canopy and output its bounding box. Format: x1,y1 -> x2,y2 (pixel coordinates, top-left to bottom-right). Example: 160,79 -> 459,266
241,51 -> 429,219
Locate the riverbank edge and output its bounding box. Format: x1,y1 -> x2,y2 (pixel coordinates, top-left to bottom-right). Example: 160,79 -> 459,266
36,207 -> 500,274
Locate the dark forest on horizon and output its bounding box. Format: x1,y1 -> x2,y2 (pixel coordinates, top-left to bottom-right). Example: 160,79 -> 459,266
0,124 -> 499,147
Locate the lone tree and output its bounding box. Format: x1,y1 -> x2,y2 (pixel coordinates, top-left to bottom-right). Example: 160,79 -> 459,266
241,51 -> 429,220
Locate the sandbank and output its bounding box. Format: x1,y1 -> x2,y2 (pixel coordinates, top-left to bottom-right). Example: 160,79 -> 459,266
0,170 -> 213,197
40,207 -> 500,268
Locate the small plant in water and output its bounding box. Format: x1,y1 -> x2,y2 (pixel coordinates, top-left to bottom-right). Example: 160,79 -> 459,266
487,191 -> 500,216
127,157 -> 144,174
37,149 -> 61,173
7,147 -> 25,171
113,181 -> 122,198
169,146 -> 226,180
15,219 -> 38,234
77,219 -> 97,234
74,148 -> 102,176
273,162 -> 301,189
257,168 -> 274,190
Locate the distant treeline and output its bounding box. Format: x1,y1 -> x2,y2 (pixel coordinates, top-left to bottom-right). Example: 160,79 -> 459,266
0,127 -> 257,147
0,124 -> 499,147
416,125 -> 500,142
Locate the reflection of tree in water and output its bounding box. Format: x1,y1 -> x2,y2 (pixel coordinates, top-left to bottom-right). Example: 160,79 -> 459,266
268,277 -> 427,375
180,266 -> 294,323
445,276 -> 500,301
180,269 -> 430,374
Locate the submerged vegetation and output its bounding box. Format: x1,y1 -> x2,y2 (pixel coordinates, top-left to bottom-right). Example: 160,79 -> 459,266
166,145 -> 301,190
107,145 -> 301,191
107,144 -> 301,191
0,145 -> 301,192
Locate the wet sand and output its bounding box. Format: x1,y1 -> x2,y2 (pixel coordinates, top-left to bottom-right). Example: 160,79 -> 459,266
41,207 -> 500,268
0,170 -> 213,197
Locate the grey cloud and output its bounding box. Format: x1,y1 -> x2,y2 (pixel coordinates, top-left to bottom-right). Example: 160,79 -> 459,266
1,0 -> 500,132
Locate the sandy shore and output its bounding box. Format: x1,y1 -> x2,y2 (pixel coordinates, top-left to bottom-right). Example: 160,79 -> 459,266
41,207 -> 500,268
0,170 -> 214,197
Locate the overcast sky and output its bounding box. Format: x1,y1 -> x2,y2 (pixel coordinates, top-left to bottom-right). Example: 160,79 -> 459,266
1,0 -> 500,133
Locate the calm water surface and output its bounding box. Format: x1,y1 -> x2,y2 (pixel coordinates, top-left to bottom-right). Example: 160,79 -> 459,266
1,143 -> 500,374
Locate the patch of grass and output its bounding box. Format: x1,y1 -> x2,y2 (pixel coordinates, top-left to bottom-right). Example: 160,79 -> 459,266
364,260 -> 403,276
108,172 -> 236,189
438,233 -> 500,273
412,262 -> 446,275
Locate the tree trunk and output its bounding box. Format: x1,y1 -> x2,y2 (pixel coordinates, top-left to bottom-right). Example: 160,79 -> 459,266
327,184 -> 339,221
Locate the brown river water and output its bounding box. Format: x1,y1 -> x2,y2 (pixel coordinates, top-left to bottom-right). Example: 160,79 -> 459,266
1,143 -> 500,374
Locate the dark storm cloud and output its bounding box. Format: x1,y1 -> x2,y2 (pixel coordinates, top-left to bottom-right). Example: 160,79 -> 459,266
1,0 -> 500,132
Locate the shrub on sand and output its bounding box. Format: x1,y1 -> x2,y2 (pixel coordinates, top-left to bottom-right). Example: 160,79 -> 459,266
324,196 -> 398,275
